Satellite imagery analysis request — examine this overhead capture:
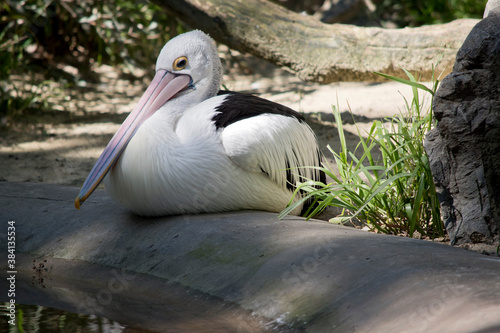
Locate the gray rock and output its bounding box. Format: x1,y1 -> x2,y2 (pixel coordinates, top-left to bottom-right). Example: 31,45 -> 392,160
269,0 -> 324,14
316,0 -> 369,24
484,0 -> 500,17
1,181 -> 500,332
424,16 -> 500,245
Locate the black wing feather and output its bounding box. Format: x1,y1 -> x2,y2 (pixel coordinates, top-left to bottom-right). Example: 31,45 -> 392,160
213,91 -> 305,129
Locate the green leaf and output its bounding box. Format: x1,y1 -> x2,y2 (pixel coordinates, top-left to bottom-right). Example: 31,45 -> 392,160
374,71 -> 435,96
329,216 -> 352,224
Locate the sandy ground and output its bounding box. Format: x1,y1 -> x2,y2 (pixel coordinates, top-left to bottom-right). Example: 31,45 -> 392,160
1,49 -> 497,255
0,51 -> 420,186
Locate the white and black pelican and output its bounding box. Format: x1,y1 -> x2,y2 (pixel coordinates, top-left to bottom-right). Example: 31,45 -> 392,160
75,30 -> 324,217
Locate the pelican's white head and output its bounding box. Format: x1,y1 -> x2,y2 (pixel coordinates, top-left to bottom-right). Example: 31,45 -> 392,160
156,30 -> 222,104
74,30 -> 222,209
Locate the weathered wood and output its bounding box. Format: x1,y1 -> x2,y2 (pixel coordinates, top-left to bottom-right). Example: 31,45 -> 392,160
3,181 -> 500,332
152,0 -> 479,83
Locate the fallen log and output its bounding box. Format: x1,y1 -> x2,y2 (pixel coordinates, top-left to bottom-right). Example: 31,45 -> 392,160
153,0 -> 479,83
2,181 -> 500,332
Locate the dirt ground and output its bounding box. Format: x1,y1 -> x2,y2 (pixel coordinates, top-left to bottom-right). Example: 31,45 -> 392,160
0,49 -> 417,186
1,48 -> 497,256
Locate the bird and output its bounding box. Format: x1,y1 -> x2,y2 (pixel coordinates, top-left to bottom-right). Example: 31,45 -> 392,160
74,30 -> 325,217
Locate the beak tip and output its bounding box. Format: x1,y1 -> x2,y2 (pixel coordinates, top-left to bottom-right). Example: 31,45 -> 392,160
74,197 -> 81,210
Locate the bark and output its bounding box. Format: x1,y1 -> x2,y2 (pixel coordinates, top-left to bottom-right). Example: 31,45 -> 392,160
152,0 -> 479,83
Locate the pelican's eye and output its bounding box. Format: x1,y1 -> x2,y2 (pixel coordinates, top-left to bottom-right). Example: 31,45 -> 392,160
173,56 -> 188,71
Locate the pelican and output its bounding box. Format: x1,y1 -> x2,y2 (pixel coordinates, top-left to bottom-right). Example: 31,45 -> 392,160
75,30 -> 324,217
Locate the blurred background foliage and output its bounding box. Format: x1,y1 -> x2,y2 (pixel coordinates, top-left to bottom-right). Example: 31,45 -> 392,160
375,0 -> 486,26
0,0 -> 487,125
0,0 -> 183,124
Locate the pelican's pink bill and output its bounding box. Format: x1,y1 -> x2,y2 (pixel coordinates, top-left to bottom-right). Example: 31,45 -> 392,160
74,70 -> 191,209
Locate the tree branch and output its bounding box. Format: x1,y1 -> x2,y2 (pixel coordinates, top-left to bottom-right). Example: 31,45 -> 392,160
152,0 -> 479,83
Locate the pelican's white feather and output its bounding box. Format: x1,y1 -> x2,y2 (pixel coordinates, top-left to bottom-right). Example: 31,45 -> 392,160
221,113 -> 320,189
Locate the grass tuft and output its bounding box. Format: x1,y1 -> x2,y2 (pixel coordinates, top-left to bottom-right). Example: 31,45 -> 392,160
280,67 -> 444,239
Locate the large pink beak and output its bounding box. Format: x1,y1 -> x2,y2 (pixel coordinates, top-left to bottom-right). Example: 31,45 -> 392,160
75,69 -> 191,209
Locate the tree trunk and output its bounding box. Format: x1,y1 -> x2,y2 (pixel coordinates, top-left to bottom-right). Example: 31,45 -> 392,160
152,0 -> 478,83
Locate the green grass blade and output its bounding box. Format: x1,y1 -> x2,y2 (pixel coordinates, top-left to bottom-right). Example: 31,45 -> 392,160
374,71 -> 435,96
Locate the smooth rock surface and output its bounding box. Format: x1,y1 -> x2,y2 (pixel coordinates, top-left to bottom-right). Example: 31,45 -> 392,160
1,182 -> 500,332
424,15 -> 500,245
8,254 -> 276,332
